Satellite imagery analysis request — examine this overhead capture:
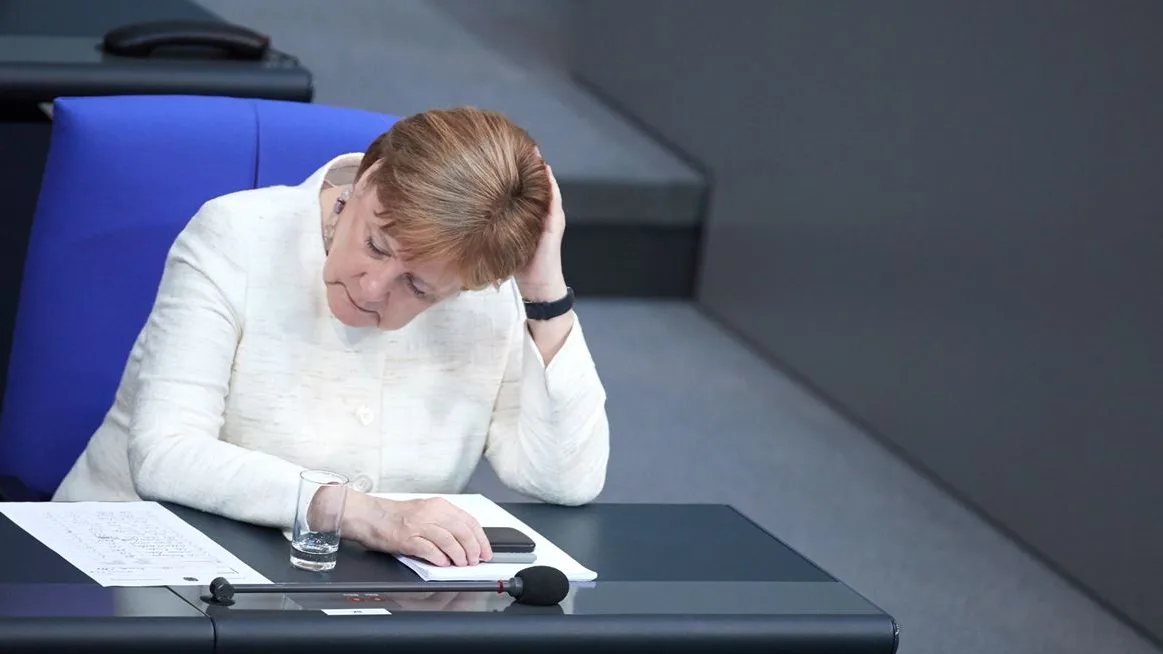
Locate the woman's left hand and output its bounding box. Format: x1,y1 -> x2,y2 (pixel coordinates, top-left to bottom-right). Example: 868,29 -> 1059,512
515,163 -> 568,302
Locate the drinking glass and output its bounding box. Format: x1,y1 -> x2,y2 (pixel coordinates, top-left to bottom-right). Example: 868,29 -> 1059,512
290,469 -> 349,571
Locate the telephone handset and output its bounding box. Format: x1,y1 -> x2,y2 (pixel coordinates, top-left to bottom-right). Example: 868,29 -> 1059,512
102,20 -> 270,60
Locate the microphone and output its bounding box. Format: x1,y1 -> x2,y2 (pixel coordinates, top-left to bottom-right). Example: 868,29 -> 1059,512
202,565 -> 570,607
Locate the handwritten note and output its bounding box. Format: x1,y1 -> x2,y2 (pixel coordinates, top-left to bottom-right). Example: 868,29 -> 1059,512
0,501 -> 269,587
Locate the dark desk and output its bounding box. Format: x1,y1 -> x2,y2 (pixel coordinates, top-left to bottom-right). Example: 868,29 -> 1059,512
0,0 -> 312,103
0,502 -> 899,653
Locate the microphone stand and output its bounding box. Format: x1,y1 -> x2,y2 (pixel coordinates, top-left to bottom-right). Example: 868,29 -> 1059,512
203,577 -> 521,606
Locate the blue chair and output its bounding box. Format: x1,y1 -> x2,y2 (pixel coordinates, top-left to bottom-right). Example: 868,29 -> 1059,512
0,95 -> 398,500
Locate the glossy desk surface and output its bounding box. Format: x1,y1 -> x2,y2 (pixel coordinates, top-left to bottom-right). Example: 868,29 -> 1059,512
0,0 -> 312,103
0,502 -> 899,653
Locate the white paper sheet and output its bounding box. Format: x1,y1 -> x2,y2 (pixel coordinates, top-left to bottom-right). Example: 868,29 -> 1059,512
371,493 -> 598,582
0,501 -> 270,587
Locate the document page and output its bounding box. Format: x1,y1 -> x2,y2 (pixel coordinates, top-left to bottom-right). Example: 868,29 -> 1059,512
0,501 -> 270,587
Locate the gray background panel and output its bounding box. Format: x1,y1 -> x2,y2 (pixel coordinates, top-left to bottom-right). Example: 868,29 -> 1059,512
565,0 -> 1163,641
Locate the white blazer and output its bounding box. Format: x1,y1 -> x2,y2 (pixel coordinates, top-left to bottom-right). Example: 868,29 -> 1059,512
53,154 -> 610,528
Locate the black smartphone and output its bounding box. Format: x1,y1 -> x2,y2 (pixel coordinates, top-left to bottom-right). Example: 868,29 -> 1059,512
483,526 -> 535,553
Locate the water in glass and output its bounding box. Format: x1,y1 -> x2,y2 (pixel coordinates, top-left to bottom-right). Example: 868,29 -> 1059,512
290,530 -> 340,571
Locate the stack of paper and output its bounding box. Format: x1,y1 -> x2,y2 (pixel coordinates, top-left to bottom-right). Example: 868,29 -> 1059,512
373,493 -> 598,582
0,501 -> 269,587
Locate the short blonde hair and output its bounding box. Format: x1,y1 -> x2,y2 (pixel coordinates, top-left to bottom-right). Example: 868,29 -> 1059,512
356,108 -> 550,291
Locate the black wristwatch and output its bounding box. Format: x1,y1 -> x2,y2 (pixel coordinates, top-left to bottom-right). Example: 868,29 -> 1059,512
523,287 -> 575,321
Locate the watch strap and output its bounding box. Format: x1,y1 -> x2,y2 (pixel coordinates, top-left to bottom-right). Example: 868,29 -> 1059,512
523,287 -> 574,321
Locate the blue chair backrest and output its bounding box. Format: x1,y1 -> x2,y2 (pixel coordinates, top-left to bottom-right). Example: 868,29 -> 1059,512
0,95 -> 398,499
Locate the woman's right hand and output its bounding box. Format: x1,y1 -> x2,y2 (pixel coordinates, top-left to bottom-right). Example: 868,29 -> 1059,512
341,493 -> 493,567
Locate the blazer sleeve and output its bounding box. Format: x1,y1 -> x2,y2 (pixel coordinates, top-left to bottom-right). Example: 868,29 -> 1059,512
483,289 -> 610,505
127,198 -> 305,528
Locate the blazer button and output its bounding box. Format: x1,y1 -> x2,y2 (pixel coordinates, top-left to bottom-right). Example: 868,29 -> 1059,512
353,475 -> 374,492
356,406 -> 374,426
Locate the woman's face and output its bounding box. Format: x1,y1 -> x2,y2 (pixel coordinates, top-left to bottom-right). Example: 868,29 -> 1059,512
321,180 -> 462,331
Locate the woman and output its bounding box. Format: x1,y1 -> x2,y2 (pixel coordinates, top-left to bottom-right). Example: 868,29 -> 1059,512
52,107 -> 610,568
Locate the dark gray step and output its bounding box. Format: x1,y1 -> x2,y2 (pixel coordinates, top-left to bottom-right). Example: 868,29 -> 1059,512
193,0 -> 707,297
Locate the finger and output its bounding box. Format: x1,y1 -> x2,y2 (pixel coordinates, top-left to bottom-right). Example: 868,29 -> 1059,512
424,499 -> 481,565
446,520 -> 482,565
448,592 -> 486,611
438,503 -> 489,562
432,592 -> 459,610
406,536 -> 451,567
545,166 -> 563,209
425,525 -> 470,567
470,519 -> 492,561
446,516 -> 481,564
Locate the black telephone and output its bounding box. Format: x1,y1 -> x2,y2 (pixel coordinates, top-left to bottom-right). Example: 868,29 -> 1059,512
102,20 -> 270,60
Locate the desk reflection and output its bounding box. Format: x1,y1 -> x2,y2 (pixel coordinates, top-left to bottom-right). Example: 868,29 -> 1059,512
201,583 -> 583,615
290,585 -> 578,613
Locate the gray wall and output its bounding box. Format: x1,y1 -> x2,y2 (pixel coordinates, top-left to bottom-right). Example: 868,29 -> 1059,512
569,0 -> 1163,641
